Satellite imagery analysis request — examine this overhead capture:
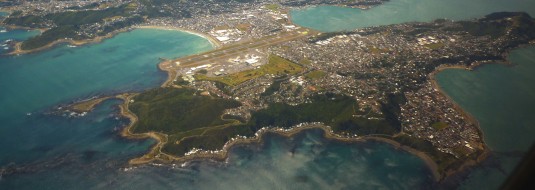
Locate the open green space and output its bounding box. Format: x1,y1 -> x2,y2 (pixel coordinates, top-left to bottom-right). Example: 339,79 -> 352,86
431,122 -> 449,130
304,70 -> 327,80
130,88 -> 402,156
424,42 -> 444,50
195,55 -> 304,86
265,4 -> 281,12
130,88 -> 242,134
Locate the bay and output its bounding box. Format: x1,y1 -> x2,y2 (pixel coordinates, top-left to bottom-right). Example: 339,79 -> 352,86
436,46 -> 535,189
290,0 -> 535,32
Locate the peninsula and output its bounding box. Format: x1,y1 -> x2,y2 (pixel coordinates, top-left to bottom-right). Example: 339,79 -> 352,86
5,0 -> 535,183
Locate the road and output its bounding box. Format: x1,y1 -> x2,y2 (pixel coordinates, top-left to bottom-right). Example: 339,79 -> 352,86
159,28 -> 318,86
171,28 -> 316,67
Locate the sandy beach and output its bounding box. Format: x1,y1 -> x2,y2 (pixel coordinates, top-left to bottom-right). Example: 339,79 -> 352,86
134,25 -> 221,48
5,24 -> 220,56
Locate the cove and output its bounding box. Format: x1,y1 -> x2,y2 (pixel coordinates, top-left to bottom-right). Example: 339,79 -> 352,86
0,128 -> 434,189
436,46 -> 535,189
0,28 -> 213,166
290,0 -> 535,32
0,26 -> 434,189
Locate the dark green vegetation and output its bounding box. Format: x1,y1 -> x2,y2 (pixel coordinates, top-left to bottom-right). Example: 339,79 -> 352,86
21,25 -> 79,50
3,14 -> 44,27
46,6 -> 132,26
246,93 -> 399,135
449,12 -> 535,39
4,3 -> 142,50
431,122 -> 448,130
260,75 -> 287,96
129,88 -> 250,156
130,88 -> 401,156
130,88 -> 241,134
304,70 -> 327,80
458,20 -> 508,38
392,134 -> 482,175
393,134 -> 457,173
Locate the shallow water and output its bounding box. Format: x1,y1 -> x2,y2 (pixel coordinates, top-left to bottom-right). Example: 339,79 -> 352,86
0,128 -> 434,190
0,28 -> 40,54
0,29 -> 212,168
2,0 -> 535,188
0,24 -> 434,190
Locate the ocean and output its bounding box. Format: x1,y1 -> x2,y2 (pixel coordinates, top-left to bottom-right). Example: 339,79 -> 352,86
2,0 -> 535,188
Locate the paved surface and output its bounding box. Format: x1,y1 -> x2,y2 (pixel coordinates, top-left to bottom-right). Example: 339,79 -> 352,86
168,28 -> 317,69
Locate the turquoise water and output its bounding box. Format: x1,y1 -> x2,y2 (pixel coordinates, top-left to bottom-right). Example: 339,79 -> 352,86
436,46 -> 535,189
0,11 -> 41,53
0,28 -> 212,172
291,0 -> 535,32
436,47 -> 535,152
1,129 -> 434,189
0,25 -> 434,189
0,28 -> 40,54
2,0 -> 535,188
291,1 -> 535,188
0,28 -> 40,42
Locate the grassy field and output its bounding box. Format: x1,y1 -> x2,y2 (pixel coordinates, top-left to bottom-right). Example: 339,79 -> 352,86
195,55 -> 304,86
264,4 -> 281,12
235,23 -> 252,32
424,42 -> 444,50
431,121 -> 449,130
304,70 -> 327,80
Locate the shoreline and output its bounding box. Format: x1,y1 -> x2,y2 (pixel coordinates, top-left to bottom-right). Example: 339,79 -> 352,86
117,55 -> 528,183
430,64 -> 484,129
116,47 -> 526,183
425,45 -> 535,174
5,24 -> 221,56
428,62 -> 500,179
7,27 -> 130,55
134,25 -> 221,48
119,60 -> 517,182
116,89 -> 442,181
68,97 -> 112,113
